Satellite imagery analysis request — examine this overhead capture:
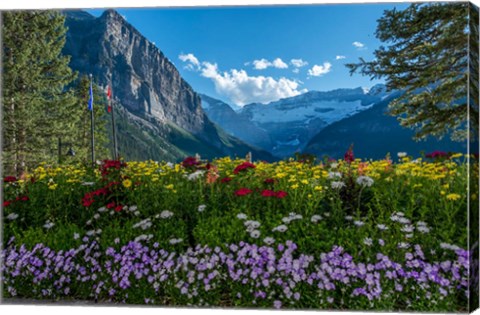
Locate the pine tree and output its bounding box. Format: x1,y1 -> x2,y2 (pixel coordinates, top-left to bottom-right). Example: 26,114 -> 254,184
346,2 -> 477,142
2,11 -> 77,175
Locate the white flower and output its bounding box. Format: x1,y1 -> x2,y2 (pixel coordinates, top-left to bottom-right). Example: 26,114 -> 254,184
397,242 -> 410,249
86,230 -> 95,236
328,171 -> 342,179
390,215 -> 399,222
93,214 -> 100,220
331,181 -> 346,189
417,226 -> 430,234
197,204 -> 206,212
354,220 -> 365,227
401,225 -> 415,233
363,238 -> 373,246
186,170 -> 205,181
169,238 -> 184,245
330,163 -> 339,169
440,242 -> 461,251
356,176 -> 374,187
244,220 -> 261,229
236,213 -> 247,220
166,162 -> 174,169
73,233 -> 80,240
129,205 -> 138,212
272,225 -> 288,233
135,234 -> 153,242
376,224 -> 388,231
6,213 -> 18,221
324,212 -> 330,217
160,210 -> 174,219
398,217 -> 411,225
86,220 -> 92,225
133,219 -> 152,230
97,207 -> 107,213
311,215 -> 323,223
397,152 -> 407,158
250,230 -> 261,239
405,233 -> 414,239
81,182 -> 95,186
345,216 -> 353,221
43,221 -> 55,229
263,237 -> 275,245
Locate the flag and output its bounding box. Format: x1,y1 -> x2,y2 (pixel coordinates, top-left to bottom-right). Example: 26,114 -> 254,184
88,81 -> 93,111
107,85 -> 112,113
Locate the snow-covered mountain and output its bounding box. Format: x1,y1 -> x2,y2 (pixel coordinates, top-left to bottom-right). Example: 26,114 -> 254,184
201,84 -> 391,158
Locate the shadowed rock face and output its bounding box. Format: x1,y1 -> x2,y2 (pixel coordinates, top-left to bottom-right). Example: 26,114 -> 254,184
64,9 -> 217,142
62,9 -> 275,162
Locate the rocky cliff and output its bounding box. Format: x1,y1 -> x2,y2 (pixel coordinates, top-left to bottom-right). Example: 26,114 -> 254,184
62,10 -> 273,162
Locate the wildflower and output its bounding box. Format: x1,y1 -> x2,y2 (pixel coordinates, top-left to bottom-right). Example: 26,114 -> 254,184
273,300 -> 282,309
344,145 -> 354,163
3,201 -> 12,207
221,177 -> 232,183
250,230 -> 261,239
187,170 -> 205,181
275,191 -> 288,199
377,224 -> 388,231
122,179 -> 132,188
233,162 -> 256,174
397,242 -> 410,249
356,176 -> 374,187
261,189 -> 276,197
378,239 -> 385,246
169,238 -> 184,245
401,225 -> 415,233
3,176 -> 17,183
235,188 -> 252,196
114,205 -> 123,212
181,156 -> 200,168
272,225 -> 288,233
263,237 -> 275,245
6,213 -> 18,220
354,220 -> 365,227
236,213 -> 247,220
363,238 -> 373,246
264,178 -> 275,184
328,172 -> 342,179
331,181 -> 346,189
198,204 -> 207,212
345,215 -> 353,221
43,221 -> 55,230
73,233 -> 80,240
446,193 -> 461,201
311,215 -> 323,223
397,152 -> 407,158
160,210 -> 174,219
417,225 -> 430,234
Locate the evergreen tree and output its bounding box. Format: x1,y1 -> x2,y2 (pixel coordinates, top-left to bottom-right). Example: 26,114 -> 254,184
346,2 -> 477,142
2,11 -> 77,175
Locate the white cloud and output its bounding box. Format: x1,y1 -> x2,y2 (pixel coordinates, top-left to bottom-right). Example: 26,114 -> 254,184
252,58 -> 288,70
272,58 -> 288,69
179,53 -> 200,70
290,58 -> 308,68
252,58 -> 272,70
292,68 -> 300,74
352,41 -> 366,50
307,62 -> 332,77
200,61 -> 306,106
336,55 -> 346,60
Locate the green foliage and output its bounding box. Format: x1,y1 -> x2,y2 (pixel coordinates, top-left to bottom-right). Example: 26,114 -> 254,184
346,3 -> 476,142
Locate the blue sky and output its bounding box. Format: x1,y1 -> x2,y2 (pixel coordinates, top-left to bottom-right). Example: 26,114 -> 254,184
87,3 -> 409,106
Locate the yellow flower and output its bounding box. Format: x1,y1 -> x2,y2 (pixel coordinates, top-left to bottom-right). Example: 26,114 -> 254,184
48,183 -> 58,190
122,179 -> 132,188
301,179 -> 309,185
314,186 -> 323,191
165,184 -> 174,190
446,193 -> 461,201
290,184 -> 299,190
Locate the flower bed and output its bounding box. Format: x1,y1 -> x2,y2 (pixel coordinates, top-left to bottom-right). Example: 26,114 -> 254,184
1,151 -> 477,311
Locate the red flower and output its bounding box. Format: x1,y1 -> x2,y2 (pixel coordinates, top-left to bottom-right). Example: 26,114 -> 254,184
182,156 -> 200,168
235,188 -> 253,196
261,189 -> 276,197
233,162 -> 256,174
82,197 -> 94,207
344,145 -> 355,164
3,176 -> 17,183
275,191 -> 288,199
221,177 -> 232,183
3,200 -> 12,207
114,205 -> 123,212
425,151 -> 448,159
106,202 -> 116,209
20,196 -> 29,201
264,178 -> 276,185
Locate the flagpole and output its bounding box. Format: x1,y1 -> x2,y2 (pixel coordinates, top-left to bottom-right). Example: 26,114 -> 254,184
109,78 -> 118,160
89,74 -> 95,167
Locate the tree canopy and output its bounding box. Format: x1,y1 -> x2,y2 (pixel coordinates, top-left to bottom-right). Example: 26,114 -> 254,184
346,2 -> 478,142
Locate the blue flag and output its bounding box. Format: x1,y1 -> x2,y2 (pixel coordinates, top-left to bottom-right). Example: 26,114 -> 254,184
88,81 -> 93,111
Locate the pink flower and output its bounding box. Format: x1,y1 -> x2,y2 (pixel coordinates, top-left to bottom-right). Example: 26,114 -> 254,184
235,188 -> 253,196
233,162 -> 256,174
